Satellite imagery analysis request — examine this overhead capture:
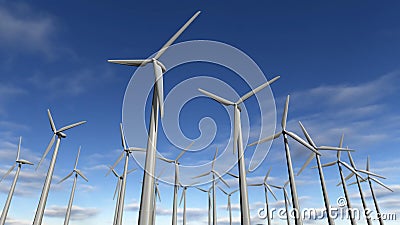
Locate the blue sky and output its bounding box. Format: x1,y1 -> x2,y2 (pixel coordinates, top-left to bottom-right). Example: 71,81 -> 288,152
0,1 -> 400,225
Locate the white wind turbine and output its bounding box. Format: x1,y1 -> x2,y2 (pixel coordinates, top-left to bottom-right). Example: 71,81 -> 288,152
296,122 -> 354,225
179,182 -> 198,225
109,166 -> 136,225
217,187 -> 238,225
33,109 -> 86,225
157,142 -> 194,225
318,134 -> 363,225
270,180 -> 291,225
108,11 -> 201,225
195,187 -> 213,225
249,95 -> 321,225
0,137 -> 34,225
346,156 -> 393,225
107,123 -> 145,225
194,148 -> 230,225
199,75 -> 280,225
57,147 -> 88,225
248,168 -> 278,225
150,170 -> 164,225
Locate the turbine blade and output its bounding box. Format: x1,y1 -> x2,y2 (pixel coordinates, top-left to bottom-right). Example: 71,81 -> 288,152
286,131 -> 321,155
109,166 -> 120,178
157,155 -> 174,163
120,123 -> 127,150
282,95 -> 290,130
214,172 -> 230,188
127,168 -> 137,174
344,172 -> 355,181
107,151 -> 125,176
369,177 -> 393,192
297,153 -> 314,176
284,180 -> 290,188
357,169 -> 386,179
340,161 -> 363,179
179,189 -> 185,206
18,159 -> 34,165
0,164 -> 16,182
57,121 -> 86,133
176,141 -> 194,161
58,171 -> 73,184
192,171 -> 210,179
366,156 -> 370,171
47,109 -> 56,132
339,133 -> 344,148
298,121 -> 317,148
153,62 -> 164,118
16,136 -> 22,161
236,76 -> 280,104
217,185 -> 228,195
229,189 -> 239,195
36,135 -> 56,170
248,183 -> 263,186
284,189 -> 291,206
264,167 -> 272,183
212,147 -> 218,170
198,88 -> 234,106
107,59 -> 152,67
155,183 -> 161,202
227,172 -> 238,179
269,184 -> 282,189
74,146 -> 81,170
154,11 -> 201,59
320,161 -> 336,168
266,184 -> 278,201
195,187 -> 207,192
248,131 -> 282,147
318,146 -> 354,151
127,147 -> 146,152
76,170 -> 88,182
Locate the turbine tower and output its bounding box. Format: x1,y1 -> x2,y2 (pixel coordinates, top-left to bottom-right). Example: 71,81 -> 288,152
0,137 -> 34,225
198,75 -> 280,225
319,135 -> 363,225
270,181 -> 291,225
249,95 -> 321,225
194,148 -> 230,225
107,11 -> 201,225
195,187 -> 213,225
33,109 -> 86,225
157,142 -> 194,225
248,168 -> 277,225
107,123 -> 145,225
296,122 -> 353,225
57,147 -> 88,225
218,187 -> 238,225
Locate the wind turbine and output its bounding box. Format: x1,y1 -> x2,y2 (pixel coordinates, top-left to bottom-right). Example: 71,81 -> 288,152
57,147 -> 88,225
108,11 -> 201,225
33,109 -> 86,225
179,182 -> 198,225
157,142 -> 194,225
318,134 -> 363,225
199,75 -> 280,225
109,166 -> 136,225
195,187 -> 213,225
150,170 -> 164,225
249,95 -> 321,225
107,123 -> 145,225
347,156 -> 393,225
0,137 -> 34,225
248,168 -> 278,225
217,187 -> 238,225
296,121 -> 354,225
270,180 -> 291,225
193,148 -> 230,225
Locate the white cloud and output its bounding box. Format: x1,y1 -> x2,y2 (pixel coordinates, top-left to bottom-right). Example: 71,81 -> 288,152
45,205 -> 99,220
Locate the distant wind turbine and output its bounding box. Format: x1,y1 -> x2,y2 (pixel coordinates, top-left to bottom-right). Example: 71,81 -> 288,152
108,11 -> 201,225
318,134 -> 363,225
193,148 -> 230,225
109,166 -> 136,225
199,75 -> 280,225
270,180 -> 291,225
195,187 -> 212,225
179,182 -> 198,225
217,187 -> 238,225
248,168 -> 277,225
157,142 -> 194,225
106,123 -> 145,225
249,95 -> 320,225
0,137 -> 34,225
33,109 -> 86,225
296,122 -> 353,225
346,156 -> 393,225
58,147 -> 88,225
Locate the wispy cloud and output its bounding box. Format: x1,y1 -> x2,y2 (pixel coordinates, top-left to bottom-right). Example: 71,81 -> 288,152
45,205 -> 99,220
